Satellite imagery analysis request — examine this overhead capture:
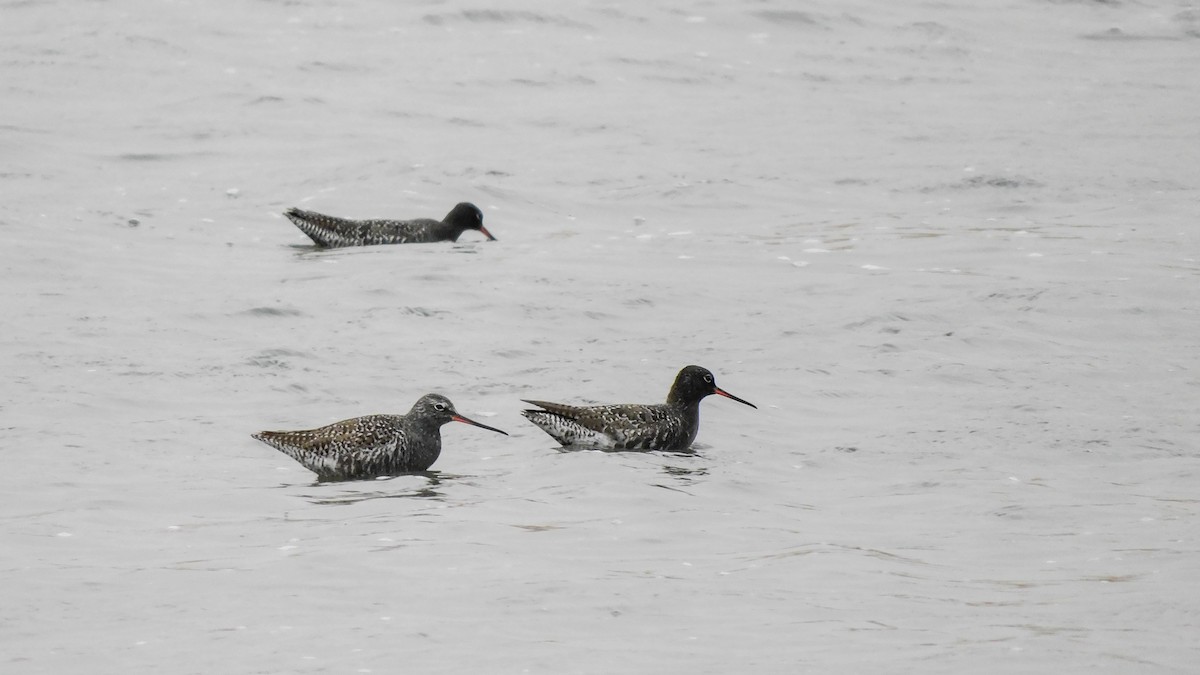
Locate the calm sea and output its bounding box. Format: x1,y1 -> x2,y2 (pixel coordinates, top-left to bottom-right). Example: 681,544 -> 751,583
3,1 -> 1198,673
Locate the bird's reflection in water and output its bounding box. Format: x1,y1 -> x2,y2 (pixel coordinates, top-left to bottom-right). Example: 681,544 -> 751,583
661,463 -> 708,482
550,444 -> 709,491
551,445 -> 709,493
552,445 -> 700,457
654,462 -> 709,494
290,471 -> 466,505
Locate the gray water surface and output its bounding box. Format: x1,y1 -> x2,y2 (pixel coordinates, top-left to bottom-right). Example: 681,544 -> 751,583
3,1 -> 1199,673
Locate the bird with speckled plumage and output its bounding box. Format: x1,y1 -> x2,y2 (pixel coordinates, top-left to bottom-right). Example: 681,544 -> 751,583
253,394 -> 507,481
521,365 -> 757,451
283,202 -> 496,248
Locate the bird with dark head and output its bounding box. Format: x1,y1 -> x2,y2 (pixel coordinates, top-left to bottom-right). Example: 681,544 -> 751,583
282,201 -> 496,248
253,393 -> 508,482
521,365 -> 756,451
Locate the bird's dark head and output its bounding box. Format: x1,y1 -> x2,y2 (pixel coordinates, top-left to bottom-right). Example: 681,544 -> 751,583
412,394 -> 460,425
668,365 -> 757,409
446,202 -> 496,240
411,393 -> 508,435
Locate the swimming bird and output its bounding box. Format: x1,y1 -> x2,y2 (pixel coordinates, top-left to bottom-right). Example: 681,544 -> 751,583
521,365 -> 756,451
283,202 -> 495,248
253,393 -> 507,481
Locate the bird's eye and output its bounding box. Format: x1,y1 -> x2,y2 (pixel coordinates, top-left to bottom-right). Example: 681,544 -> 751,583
434,403 -> 446,411
703,375 -> 713,383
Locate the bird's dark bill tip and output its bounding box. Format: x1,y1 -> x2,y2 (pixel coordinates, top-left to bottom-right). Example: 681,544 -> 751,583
479,225 -> 497,241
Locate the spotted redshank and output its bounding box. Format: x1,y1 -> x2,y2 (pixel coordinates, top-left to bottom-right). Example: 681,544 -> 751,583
253,393 -> 507,481
283,202 -> 495,248
521,365 -> 756,451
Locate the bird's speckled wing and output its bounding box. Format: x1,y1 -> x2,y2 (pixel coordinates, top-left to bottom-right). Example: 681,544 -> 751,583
521,400 -> 688,451
254,414 -> 408,479
355,218 -> 443,245
284,209 -> 442,247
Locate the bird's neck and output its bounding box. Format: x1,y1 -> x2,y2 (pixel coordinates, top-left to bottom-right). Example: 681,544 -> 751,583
435,221 -> 462,240
666,395 -> 702,417
406,415 -> 444,436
